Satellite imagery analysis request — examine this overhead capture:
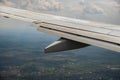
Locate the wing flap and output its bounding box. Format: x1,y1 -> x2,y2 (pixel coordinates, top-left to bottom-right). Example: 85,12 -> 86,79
38,20 -> 112,34
37,22 -> 120,44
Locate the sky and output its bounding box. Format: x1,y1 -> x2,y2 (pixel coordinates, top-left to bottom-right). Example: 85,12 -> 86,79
0,0 -> 120,25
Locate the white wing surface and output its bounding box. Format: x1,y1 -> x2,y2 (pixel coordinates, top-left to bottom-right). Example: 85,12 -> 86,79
0,6 -> 120,53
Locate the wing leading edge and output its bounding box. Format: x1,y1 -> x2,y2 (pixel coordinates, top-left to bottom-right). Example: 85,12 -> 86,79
0,6 -> 120,53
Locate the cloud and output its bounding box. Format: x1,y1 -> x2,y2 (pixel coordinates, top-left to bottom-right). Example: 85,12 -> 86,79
79,1 -> 105,15
0,0 -> 111,15
114,0 -> 120,10
0,0 -> 15,6
0,0 -> 119,25
8,0 -> 63,11
115,0 -> 120,4
84,5 -> 104,14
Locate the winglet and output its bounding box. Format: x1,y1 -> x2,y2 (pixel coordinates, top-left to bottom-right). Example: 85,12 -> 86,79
45,38 -> 89,53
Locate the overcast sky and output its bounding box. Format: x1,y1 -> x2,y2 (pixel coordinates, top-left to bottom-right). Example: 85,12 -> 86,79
0,0 -> 120,25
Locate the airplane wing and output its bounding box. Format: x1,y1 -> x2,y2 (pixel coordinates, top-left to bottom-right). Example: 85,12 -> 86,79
0,6 -> 120,53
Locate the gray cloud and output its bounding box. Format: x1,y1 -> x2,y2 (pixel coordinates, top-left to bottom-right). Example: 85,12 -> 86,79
6,0 -> 63,11
115,0 -> 120,4
114,0 -> 120,11
79,2 -> 105,15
